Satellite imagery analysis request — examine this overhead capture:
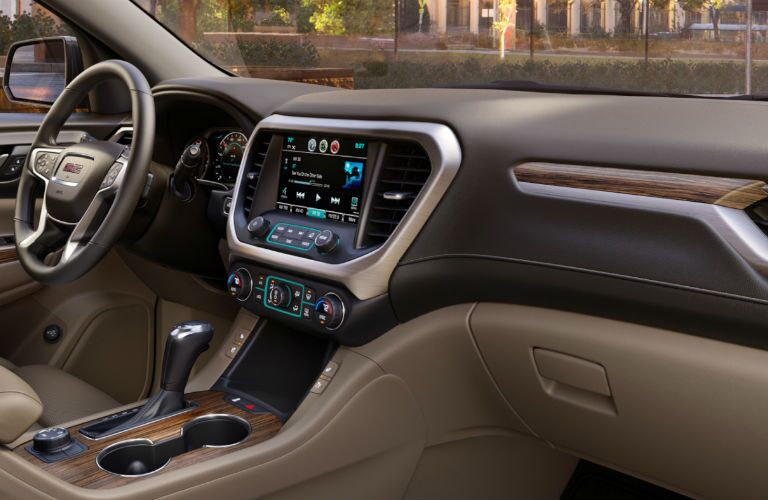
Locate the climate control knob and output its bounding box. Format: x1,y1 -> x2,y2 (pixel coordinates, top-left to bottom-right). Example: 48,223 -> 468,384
314,230 -> 338,254
267,283 -> 292,308
247,216 -> 270,238
315,293 -> 345,330
227,269 -> 252,301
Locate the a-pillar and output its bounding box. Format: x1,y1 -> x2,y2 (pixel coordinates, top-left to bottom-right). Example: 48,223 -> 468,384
537,0 -> 547,27
569,0 -> 581,35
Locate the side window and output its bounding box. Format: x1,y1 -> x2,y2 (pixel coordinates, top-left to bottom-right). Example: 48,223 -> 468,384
0,1 -> 78,113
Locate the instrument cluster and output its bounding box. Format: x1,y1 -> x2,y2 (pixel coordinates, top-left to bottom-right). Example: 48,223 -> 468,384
185,129 -> 248,184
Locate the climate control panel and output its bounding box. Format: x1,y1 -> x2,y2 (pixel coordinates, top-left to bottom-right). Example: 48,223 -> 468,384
226,262 -> 397,345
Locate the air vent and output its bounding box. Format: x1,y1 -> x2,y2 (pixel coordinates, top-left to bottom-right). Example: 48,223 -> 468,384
748,199 -> 768,235
243,133 -> 272,217
111,128 -> 133,146
362,141 -> 431,247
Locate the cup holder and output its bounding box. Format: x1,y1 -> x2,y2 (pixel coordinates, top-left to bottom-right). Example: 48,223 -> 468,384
97,415 -> 251,477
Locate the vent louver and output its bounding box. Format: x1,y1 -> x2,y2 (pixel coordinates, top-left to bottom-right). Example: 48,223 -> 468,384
113,129 -> 133,146
362,141 -> 431,247
243,134 -> 272,217
748,199 -> 768,235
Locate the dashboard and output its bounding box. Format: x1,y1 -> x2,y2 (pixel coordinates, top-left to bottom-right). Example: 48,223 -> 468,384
138,78 -> 768,500
148,78 -> 768,354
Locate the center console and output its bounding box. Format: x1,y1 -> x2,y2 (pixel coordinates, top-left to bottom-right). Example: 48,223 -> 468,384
227,115 -> 462,346
14,317 -> 335,488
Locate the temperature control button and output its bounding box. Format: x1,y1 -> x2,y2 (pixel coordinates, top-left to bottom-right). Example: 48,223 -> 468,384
315,293 -> 345,330
227,269 -> 252,301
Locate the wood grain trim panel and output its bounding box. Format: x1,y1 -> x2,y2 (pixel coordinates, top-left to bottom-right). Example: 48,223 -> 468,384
14,391 -> 281,489
0,245 -> 17,264
513,163 -> 768,210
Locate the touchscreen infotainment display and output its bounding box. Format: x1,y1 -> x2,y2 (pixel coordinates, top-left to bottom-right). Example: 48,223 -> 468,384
276,134 -> 367,225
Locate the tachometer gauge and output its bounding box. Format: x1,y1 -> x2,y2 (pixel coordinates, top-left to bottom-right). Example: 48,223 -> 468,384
185,136 -> 210,179
214,131 -> 247,183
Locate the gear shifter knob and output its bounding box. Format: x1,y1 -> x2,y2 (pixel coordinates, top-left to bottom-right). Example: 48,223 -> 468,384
161,321 -> 214,392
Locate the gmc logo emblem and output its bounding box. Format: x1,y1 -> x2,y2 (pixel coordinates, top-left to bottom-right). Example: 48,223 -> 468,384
62,163 -> 83,174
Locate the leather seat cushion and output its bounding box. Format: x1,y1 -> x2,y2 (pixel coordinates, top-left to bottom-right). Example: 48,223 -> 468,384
0,357 -> 16,372
12,364 -> 119,427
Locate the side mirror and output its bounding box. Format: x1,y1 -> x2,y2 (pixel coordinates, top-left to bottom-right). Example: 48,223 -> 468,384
2,36 -> 83,107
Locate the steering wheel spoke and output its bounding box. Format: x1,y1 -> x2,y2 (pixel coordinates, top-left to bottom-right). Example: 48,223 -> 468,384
60,155 -> 128,264
60,197 -> 103,265
17,210 -> 68,259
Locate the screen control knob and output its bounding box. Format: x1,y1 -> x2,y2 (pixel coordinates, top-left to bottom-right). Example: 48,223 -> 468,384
227,269 -> 252,301
314,230 -> 338,254
315,293 -> 345,330
268,283 -> 292,308
33,427 -> 73,454
247,216 -> 270,237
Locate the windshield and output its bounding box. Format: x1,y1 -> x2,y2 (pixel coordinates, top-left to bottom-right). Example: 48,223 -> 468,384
133,0 -> 767,95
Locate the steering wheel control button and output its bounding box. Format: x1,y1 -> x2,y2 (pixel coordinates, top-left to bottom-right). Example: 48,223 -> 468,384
100,163 -> 123,189
43,324 -> 62,343
34,152 -> 58,178
227,269 -> 252,301
315,293 -> 345,330
314,230 -> 338,254
247,216 -> 270,237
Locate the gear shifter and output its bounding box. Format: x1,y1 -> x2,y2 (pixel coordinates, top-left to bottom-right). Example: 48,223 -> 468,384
99,321 -> 214,436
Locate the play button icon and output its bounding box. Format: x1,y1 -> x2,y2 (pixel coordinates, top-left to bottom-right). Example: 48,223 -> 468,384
316,193 -> 321,202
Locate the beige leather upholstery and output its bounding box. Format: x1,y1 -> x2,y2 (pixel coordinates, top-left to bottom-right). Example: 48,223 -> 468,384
0,357 -> 15,372
0,359 -> 118,428
0,365 -> 43,443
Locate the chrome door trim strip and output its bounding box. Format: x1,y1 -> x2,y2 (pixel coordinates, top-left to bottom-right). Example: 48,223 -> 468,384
226,115 -> 463,300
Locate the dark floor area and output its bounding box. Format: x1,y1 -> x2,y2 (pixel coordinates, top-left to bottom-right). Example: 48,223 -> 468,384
561,461 -> 690,500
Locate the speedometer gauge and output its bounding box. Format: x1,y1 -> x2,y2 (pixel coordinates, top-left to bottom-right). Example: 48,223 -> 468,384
213,131 -> 247,183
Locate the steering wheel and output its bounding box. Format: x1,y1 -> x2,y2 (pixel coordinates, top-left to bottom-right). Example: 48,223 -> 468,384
13,60 -> 154,284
